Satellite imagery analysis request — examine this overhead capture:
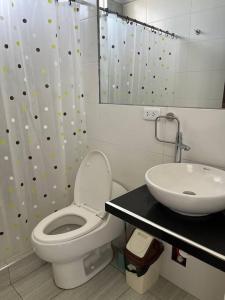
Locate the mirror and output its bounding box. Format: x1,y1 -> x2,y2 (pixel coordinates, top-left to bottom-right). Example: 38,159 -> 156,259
98,0 -> 225,109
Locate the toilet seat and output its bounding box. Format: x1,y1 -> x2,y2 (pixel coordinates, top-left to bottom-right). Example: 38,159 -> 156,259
32,150 -> 112,245
32,205 -> 103,244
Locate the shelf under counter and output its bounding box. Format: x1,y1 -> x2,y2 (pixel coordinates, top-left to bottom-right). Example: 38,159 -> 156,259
105,185 -> 225,272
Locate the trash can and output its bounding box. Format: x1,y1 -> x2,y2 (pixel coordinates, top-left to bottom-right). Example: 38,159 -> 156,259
125,229 -> 164,294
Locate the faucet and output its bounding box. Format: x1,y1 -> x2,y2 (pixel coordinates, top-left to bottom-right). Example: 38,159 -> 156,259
155,112 -> 191,163
175,131 -> 191,163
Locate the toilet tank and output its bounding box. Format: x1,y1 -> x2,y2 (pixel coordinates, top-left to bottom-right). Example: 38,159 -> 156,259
112,181 -> 127,199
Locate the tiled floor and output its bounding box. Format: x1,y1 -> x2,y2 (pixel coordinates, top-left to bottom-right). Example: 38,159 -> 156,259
0,264 -> 198,300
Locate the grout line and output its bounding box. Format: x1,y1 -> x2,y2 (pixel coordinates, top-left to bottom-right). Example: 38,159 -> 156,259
11,262 -> 48,286
110,263 -> 126,275
49,288 -> 64,300
116,287 -> 130,300
11,285 -> 23,300
8,271 -> 23,300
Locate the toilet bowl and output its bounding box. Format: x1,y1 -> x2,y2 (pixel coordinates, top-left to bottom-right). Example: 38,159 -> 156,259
31,150 -> 127,289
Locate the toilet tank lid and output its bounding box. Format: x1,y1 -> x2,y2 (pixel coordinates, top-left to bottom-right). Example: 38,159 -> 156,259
74,150 -> 112,215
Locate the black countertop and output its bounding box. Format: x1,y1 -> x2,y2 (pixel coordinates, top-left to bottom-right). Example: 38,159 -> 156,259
105,185 -> 225,272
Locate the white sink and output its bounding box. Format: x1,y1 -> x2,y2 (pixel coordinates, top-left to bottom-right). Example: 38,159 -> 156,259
145,163 -> 225,216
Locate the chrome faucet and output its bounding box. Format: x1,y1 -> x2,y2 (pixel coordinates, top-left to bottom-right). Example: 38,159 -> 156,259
155,112 -> 191,163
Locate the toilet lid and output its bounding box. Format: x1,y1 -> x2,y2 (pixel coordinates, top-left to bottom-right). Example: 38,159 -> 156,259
74,150 -> 112,216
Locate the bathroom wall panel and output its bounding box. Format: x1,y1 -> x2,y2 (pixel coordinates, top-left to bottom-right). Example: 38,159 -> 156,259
88,138 -> 164,190
163,107 -> 225,168
161,243 -> 225,300
190,6 -> 225,40
146,0 -> 191,23
191,0 -> 225,11
123,0 -> 147,23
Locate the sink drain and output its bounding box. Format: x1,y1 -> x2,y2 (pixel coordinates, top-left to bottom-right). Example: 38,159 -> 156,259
183,191 -> 196,195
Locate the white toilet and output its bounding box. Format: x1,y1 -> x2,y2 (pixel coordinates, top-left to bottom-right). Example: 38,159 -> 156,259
31,150 -> 127,289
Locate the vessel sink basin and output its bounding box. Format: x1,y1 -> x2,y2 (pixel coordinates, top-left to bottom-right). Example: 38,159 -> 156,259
145,163 -> 225,216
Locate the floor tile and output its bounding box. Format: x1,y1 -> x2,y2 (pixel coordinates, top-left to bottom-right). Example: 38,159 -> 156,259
13,264 -> 61,300
118,288 -> 159,300
53,265 -> 129,300
9,253 -> 45,283
0,285 -> 21,300
0,267 -> 10,289
150,276 -> 198,300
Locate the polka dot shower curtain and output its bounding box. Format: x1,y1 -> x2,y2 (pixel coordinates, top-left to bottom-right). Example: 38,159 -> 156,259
100,13 -> 177,106
0,0 -> 87,267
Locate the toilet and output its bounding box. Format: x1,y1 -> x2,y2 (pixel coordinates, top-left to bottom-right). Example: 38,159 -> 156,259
31,150 -> 127,289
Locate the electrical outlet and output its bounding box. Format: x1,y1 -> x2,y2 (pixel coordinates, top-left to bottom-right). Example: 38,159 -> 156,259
143,107 -> 160,121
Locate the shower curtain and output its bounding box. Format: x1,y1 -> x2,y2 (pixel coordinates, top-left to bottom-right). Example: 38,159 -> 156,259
0,0 -> 87,267
100,13 -> 177,106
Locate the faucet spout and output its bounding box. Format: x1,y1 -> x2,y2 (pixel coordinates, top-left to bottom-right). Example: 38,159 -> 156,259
175,132 -> 190,163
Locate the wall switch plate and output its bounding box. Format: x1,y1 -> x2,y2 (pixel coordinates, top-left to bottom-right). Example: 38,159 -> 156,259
143,107 -> 160,121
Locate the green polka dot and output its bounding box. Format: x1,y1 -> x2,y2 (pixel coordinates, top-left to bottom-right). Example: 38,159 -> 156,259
48,19 -> 52,24
48,0 -> 53,3
16,41 -> 20,46
74,25 -> 78,30
2,66 -> 9,74
51,43 -> 56,49
0,138 -> 6,145
41,68 -> 47,75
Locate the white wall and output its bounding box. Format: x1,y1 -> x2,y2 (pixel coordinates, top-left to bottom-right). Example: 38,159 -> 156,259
81,1 -> 225,300
123,0 -> 225,108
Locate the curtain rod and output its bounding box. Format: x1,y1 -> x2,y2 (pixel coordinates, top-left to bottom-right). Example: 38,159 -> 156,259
99,7 -> 178,39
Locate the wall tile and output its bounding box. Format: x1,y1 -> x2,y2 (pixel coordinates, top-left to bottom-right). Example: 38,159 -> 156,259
163,108 -> 225,168
186,39 -> 225,71
190,6 -> 225,40
88,104 -> 166,155
191,0 -> 225,13
173,70 -> 225,107
88,138 -> 164,190
161,243 -> 225,300
123,0 -> 147,23
147,0 -> 191,23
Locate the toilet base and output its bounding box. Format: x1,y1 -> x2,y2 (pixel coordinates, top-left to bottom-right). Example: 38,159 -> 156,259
52,243 -> 113,289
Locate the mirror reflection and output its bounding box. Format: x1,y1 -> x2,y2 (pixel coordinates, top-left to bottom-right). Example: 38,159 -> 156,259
98,0 -> 225,109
